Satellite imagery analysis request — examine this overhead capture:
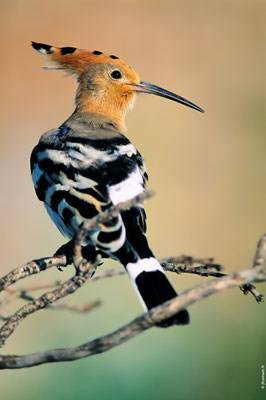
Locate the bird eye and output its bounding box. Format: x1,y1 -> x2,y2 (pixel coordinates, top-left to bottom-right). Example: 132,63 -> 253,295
110,70 -> 122,80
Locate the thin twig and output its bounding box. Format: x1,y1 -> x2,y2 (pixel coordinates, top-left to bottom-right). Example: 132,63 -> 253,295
161,263 -> 225,277
161,255 -> 223,270
239,233 -> 266,303
0,300 -> 101,321
48,299 -> 101,313
240,283 -> 264,303
162,257 -> 263,302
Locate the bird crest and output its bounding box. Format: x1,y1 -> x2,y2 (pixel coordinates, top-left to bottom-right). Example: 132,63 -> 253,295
32,42 -> 203,131
31,41 -> 131,75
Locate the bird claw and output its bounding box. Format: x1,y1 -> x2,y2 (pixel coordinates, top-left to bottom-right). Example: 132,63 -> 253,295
54,240 -> 75,266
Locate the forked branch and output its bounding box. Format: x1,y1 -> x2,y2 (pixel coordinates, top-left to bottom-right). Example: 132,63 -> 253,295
0,256 -> 265,369
0,190 -> 265,369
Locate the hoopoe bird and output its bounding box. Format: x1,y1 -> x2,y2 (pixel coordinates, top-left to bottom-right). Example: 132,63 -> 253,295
31,42 -> 204,327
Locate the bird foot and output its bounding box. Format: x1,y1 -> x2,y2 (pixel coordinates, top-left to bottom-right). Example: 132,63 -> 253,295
54,240 -> 75,268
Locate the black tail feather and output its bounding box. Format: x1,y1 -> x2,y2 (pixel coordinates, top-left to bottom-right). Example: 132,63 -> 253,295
135,270 -> 189,327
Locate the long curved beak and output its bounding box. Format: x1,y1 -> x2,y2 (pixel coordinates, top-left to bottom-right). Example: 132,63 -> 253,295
130,80 -> 204,113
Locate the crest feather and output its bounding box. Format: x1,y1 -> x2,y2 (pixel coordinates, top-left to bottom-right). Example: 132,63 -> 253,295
31,41 -> 126,74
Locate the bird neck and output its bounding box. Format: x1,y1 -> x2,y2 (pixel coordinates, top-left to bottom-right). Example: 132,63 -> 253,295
75,88 -> 127,133
63,110 -> 127,140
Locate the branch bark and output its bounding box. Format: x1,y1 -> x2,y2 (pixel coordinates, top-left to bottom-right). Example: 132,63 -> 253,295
0,234 -> 265,369
0,256 -> 67,293
0,262 -> 265,369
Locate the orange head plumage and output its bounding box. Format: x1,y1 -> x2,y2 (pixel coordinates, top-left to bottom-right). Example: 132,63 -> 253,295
32,42 -> 204,132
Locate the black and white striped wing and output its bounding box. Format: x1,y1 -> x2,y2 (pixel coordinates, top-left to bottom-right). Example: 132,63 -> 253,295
30,129 -> 148,253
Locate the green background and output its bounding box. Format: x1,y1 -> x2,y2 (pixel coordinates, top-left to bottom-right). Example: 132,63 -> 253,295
0,0 -> 265,399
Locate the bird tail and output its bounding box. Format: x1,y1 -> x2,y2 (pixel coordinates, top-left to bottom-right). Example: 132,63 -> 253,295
125,256 -> 189,327
100,207 -> 189,327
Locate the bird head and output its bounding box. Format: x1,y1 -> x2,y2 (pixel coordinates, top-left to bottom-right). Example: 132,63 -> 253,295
32,42 -> 204,132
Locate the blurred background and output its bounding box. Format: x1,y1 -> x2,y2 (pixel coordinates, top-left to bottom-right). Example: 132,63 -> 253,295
0,0 -> 265,399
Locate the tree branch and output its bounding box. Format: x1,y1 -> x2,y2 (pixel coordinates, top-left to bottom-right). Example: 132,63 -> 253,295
0,256 -> 67,293
0,190 -> 264,369
0,192 -> 153,347
0,257 -> 101,348
0,233 -> 265,369
0,262 -> 265,369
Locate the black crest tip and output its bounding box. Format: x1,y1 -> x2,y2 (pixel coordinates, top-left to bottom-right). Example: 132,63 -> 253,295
60,46 -> 76,55
31,41 -> 53,54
